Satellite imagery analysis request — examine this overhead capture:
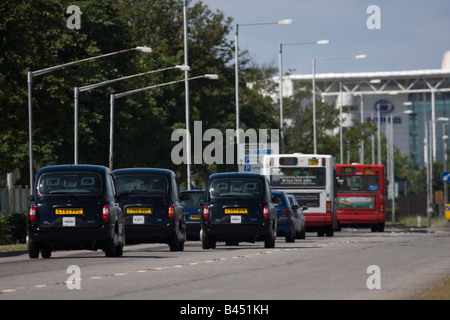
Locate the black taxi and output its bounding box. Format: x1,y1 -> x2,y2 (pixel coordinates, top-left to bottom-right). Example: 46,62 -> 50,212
113,168 -> 186,251
27,164 -> 125,258
200,172 -> 277,249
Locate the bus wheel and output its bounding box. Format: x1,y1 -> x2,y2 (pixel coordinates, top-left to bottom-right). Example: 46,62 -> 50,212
326,227 -> 334,237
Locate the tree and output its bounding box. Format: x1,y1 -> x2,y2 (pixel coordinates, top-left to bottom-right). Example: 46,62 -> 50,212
1,0 -> 279,190
0,0 -> 132,185
282,83 -> 340,156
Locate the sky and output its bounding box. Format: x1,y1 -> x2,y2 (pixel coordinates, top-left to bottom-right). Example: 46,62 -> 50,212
200,0 -> 450,75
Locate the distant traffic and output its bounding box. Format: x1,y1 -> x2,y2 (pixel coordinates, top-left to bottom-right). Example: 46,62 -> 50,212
26,154 -> 385,258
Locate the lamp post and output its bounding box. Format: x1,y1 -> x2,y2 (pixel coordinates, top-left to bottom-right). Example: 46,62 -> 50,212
183,0 -> 192,189
74,65 -> 188,164
235,19 -> 293,166
443,123 -> 449,208
437,117 -> 449,213
109,74 -> 219,170
387,110 -> 413,222
278,40 -> 329,153
312,54 -> 366,157
27,46 -> 152,194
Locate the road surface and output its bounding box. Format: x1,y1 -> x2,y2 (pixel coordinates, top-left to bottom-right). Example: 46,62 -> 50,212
1,225 -> 449,301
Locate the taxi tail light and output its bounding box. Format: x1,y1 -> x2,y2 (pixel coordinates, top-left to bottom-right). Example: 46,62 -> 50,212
281,208 -> 291,216
102,205 -> 110,221
29,205 -> 37,223
263,206 -> 270,219
168,205 -> 175,220
326,201 -> 331,214
203,206 -> 210,220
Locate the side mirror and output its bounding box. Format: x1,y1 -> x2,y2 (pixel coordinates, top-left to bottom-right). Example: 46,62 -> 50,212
301,206 -> 308,212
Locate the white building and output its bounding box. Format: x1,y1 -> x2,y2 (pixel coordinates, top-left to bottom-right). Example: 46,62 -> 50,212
276,52 -> 450,168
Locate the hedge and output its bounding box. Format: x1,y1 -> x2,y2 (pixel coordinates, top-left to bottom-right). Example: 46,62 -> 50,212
0,212 -> 27,245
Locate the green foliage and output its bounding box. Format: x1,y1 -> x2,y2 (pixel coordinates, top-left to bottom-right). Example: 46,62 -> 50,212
0,0 -> 280,190
0,212 -> 27,245
282,84 -> 341,155
0,214 -> 13,245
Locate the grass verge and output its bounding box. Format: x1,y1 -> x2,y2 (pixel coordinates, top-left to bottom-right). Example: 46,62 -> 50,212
0,243 -> 27,252
419,277 -> 450,300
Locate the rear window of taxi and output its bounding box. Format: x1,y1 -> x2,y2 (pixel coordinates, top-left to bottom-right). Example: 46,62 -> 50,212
209,178 -> 262,198
38,172 -> 102,195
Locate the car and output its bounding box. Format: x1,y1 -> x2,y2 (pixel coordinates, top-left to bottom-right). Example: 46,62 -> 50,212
271,190 -> 297,242
200,172 -> 277,249
286,193 -> 306,239
112,168 -> 186,251
26,164 -> 125,258
180,189 -> 205,240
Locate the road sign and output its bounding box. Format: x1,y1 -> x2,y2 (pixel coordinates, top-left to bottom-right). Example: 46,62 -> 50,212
435,191 -> 444,205
238,142 -> 279,174
445,204 -> 450,221
442,171 -> 450,182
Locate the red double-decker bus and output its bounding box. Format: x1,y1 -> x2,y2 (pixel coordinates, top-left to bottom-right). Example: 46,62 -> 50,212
336,164 -> 385,232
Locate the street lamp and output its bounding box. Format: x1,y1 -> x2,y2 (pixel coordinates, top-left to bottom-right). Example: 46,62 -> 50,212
109,74 -> 219,170
183,0 -> 191,189
387,109 -> 413,222
27,46 -> 152,194
235,19 -> 293,166
73,65 -> 188,164
278,40 -> 330,153
437,117 -> 449,212
312,54 -> 367,158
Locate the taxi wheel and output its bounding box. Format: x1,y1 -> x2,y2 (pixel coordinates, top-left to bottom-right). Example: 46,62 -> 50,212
28,240 -> 40,259
264,227 -> 276,248
201,230 -> 216,249
104,232 -> 118,257
169,229 -> 185,251
41,245 -> 51,259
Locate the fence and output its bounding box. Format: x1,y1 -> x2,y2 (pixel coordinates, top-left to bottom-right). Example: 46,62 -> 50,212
396,195 -> 427,217
0,186 -> 30,215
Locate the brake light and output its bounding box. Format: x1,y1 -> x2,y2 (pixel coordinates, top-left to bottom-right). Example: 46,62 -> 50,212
168,205 -> 175,220
29,205 -> 37,223
326,201 -> 331,214
203,206 -> 210,220
281,208 -> 291,216
322,157 -> 326,166
102,205 -> 110,221
263,206 -> 270,219
379,200 -> 384,212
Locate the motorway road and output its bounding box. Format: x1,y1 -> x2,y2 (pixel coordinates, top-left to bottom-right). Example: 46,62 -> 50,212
1,225 -> 449,301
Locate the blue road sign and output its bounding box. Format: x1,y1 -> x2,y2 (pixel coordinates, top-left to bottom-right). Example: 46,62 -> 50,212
442,171 -> 450,182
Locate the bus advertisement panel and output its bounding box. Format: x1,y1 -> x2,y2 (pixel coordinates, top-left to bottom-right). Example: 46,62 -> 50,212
336,164 -> 385,232
262,154 -> 337,237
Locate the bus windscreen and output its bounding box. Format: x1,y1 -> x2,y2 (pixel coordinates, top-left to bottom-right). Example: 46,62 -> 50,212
337,175 -> 379,192
270,167 -> 326,188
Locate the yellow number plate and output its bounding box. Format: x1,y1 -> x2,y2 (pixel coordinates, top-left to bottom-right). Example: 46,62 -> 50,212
309,159 -> 319,166
127,207 -> 152,214
190,214 -> 201,220
365,168 -> 373,174
55,208 -> 83,215
224,208 -> 248,214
